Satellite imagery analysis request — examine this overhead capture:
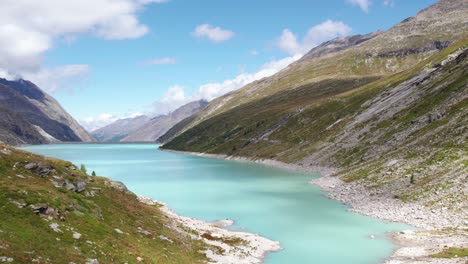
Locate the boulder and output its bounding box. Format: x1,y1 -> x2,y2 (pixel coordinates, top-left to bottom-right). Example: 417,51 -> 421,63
31,204 -> 48,215
24,163 -> 38,170
64,179 -> 76,191
0,148 -> 11,155
75,179 -> 86,193
106,181 -> 131,193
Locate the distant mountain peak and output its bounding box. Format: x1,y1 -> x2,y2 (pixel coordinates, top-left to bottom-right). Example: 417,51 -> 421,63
93,99 -> 208,143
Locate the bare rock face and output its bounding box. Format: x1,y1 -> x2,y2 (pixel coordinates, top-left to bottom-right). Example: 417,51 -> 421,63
0,78 -> 96,145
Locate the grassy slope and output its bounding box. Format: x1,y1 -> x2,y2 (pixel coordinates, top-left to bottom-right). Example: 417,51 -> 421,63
0,144 -> 208,264
163,77 -> 379,155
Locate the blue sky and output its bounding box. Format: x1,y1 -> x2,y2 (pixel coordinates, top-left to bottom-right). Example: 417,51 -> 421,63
0,0 -> 438,130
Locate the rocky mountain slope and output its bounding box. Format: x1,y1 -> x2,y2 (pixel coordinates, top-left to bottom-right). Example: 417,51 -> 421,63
159,0 -> 467,144
92,115 -> 150,142
161,0 -> 467,225
0,78 -> 96,145
121,100 -> 208,142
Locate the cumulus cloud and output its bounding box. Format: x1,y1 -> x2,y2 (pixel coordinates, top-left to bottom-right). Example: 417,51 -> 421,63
80,113 -> 119,131
0,0 -> 164,92
141,57 -> 177,65
162,85 -> 187,102
147,54 -> 302,116
192,24 -> 235,43
348,0 -> 371,12
276,20 -> 352,55
198,55 -> 301,101
80,110 -> 150,131
21,65 -> 90,94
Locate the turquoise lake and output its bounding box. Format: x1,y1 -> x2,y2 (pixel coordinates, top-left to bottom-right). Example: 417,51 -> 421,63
22,144 -> 409,264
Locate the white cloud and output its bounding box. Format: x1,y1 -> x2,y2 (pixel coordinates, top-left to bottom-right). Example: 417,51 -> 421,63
0,0 -> 165,92
142,57 -> 177,65
146,54 -> 302,116
192,24 -> 235,43
137,0 -> 168,3
197,55 -> 302,100
383,0 -> 395,7
276,20 -> 352,55
146,85 -> 190,115
129,112 -> 144,118
348,0 -> 371,12
79,110 -> 148,131
250,50 -> 259,56
80,113 -> 119,131
162,85 -> 187,103
21,65 -> 90,94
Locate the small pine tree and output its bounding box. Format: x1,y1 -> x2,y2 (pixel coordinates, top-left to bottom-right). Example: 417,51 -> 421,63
91,171 -> 96,176
80,164 -> 87,174
410,174 -> 416,184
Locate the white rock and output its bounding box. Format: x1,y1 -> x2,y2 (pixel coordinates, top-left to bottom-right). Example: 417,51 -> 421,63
49,223 -> 62,233
73,232 -> 81,239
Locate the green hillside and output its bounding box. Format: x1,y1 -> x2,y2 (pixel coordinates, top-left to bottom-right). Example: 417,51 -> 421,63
0,144 -> 209,263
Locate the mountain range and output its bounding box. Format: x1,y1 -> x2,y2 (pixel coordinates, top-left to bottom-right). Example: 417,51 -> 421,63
0,78 -> 95,145
92,100 -> 208,143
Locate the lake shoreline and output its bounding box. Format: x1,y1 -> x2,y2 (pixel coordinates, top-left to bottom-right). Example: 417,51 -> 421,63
137,196 -> 281,264
161,148 -> 468,264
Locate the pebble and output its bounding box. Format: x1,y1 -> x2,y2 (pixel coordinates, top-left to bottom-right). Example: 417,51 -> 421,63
73,232 -> 81,239
0,256 -> 13,262
49,223 -> 62,233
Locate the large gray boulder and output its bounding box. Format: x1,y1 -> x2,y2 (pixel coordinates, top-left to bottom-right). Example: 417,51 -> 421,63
75,179 -> 86,193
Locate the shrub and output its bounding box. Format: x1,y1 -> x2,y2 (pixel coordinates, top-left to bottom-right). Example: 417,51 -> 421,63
80,164 -> 87,174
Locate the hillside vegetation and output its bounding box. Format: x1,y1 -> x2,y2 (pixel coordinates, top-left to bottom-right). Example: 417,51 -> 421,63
0,144 -> 209,263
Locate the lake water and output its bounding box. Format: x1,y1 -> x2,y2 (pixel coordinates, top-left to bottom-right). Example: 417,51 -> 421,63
22,144 -> 409,264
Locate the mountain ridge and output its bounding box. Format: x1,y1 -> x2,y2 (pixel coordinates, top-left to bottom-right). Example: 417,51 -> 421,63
92,100 -> 208,143
0,78 -> 96,145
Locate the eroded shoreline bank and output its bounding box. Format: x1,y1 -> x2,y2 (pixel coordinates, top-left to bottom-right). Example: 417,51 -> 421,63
161,148 -> 468,264
136,196 -> 281,264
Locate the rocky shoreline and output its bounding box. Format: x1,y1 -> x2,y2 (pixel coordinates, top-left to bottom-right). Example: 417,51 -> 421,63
161,148 -> 468,263
137,196 -> 281,264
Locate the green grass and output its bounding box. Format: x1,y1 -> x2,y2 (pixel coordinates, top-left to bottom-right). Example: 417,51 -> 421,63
0,144 -> 210,264
432,247 -> 468,258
